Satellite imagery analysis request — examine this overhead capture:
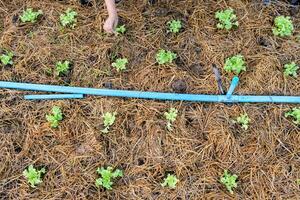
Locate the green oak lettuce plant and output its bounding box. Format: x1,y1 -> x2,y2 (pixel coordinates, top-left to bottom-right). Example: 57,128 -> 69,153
46,106 -> 63,128
101,112 -> 117,133
112,58 -> 128,72
23,165 -> 46,188
60,8 -> 77,28
215,8 -> 238,30
55,60 -> 70,76
220,170 -> 238,194
167,20 -> 182,33
161,174 -> 179,189
156,49 -> 177,65
164,108 -> 178,131
0,51 -> 13,66
224,55 -> 246,75
20,8 -> 43,23
284,62 -> 298,78
285,108 -> 300,124
234,113 -> 250,130
95,167 -> 123,190
273,16 -> 294,37
115,25 -> 126,35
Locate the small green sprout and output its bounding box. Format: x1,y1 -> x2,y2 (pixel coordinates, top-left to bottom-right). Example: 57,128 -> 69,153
95,167 -> 123,190
273,16 -> 294,37
112,58 -> 128,72
55,60 -> 70,76
161,174 -> 179,189
220,170 -> 238,194
224,55 -> 246,75
164,108 -> 178,131
101,112 -> 117,133
60,8 -> 77,28
215,8 -> 239,30
20,8 -> 43,23
234,113 -> 250,130
296,179 -> 300,185
23,165 -> 46,188
284,62 -> 298,78
0,51 -> 13,66
285,108 -> 300,124
167,20 -> 182,33
156,49 -> 177,65
46,106 -> 63,128
115,25 -> 126,34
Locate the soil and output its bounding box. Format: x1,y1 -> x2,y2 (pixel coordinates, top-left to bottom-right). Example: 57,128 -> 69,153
1,0 -> 300,199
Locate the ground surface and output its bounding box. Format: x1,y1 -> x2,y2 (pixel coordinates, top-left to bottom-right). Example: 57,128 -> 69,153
1,0 -> 300,199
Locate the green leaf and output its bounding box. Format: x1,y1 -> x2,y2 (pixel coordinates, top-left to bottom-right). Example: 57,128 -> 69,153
46,106 -> 63,128
285,108 -> 300,124
215,9 -> 238,31
23,165 -> 45,188
115,25 -> 126,34
236,113 -> 250,130
284,62 -> 298,78
164,108 -> 178,131
95,167 -> 123,190
220,170 -> 238,194
20,8 -> 43,23
224,55 -> 246,75
55,60 -> 70,76
161,174 -> 179,189
101,112 -> 117,133
272,16 -> 294,37
167,20 -> 182,33
156,49 -> 177,65
0,51 -> 14,66
112,58 -> 128,72
60,8 -> 77,28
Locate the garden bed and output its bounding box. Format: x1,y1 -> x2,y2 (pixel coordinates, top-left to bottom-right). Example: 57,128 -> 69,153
0,0 -> 300,199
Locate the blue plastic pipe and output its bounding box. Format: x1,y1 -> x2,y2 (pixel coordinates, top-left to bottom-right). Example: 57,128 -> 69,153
24,94 -> 84,100
1,80 -> 300,104
226,76 -> 239,99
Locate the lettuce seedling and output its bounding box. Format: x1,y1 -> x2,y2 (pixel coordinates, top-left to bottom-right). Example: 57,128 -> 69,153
0,51 -> 13,66
273,16 -> 294,37
224,55 -> 246,75
55,61 -> 70,76
161,174 -> 179,189
220,170 -> 238,194
164,108 -> 178,131
60,8 -> 77,28
156,49 -> 177,65
297,179 -> 300,185
46,106 -> 63,128
116,25 -> 126,34
95,167 -> 123,190
112,58 -> 128,72
20,8 -> 43,23
215,9 -> 238,30
285,108 -> 300,124
101,112 -> 117,133
23,165 -> 46,188
284,62 -> 298,78
234,113 -> 250,130
167,20 -> 182,33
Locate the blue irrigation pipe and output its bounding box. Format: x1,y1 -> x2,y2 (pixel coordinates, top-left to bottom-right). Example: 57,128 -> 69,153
226,76 -> 239,99
1,78 -> 300,104
24,94 -> 84,100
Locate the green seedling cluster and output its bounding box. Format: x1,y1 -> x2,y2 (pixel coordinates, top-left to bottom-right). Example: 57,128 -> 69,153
101,112 -> 117,133
60,8 -> 77,28
20,8 -> 43,23
273,16 -> 294,37
284,62 -> 298,78
224,55 -> 246,75
164,108 -> 178,131
112,58 -> 128,72
46,106 -> 63,128
156,49 -> 177,65
55,60 -> 70,76
23,165 -> 46,188
285,108 -> 300,124
220,170 -> 238,194
95,167 -> 123,190
0,51 -> 13,66
167,20 -> 182,33
116,25 -> 126,34
161,174 -> 179,189
215,8 -> 239,30
234,113 -> 250,130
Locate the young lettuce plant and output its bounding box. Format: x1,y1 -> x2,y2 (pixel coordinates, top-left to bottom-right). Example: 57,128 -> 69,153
95,167 -> 123,190
46,106 -> 63,128
273,16 -> 294,37
284,62 -> 298,78
20,8 -> 43,23
164,108 -> 178,131
115,25 -> 126,35
167,20 -> 182,33
234,113 -> 250,130
23,165 -> 46,188
224,55 -> 246,75
0,51 -> 13,66
215,8 -> 239,30
161,174 -> 179,189
220,170 -> 238,194
112,58 -> 128,72
55,61 -> 70,76
60,8 -> 77,28
156,49 -> 177,65
285,108 -> 300,124
101,112 -> 117,133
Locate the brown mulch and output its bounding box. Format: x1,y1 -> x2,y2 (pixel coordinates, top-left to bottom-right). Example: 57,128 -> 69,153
1,0 -> 300,199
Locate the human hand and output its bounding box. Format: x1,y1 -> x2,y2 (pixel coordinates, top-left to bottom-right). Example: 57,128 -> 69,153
103,14 -> 118,33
